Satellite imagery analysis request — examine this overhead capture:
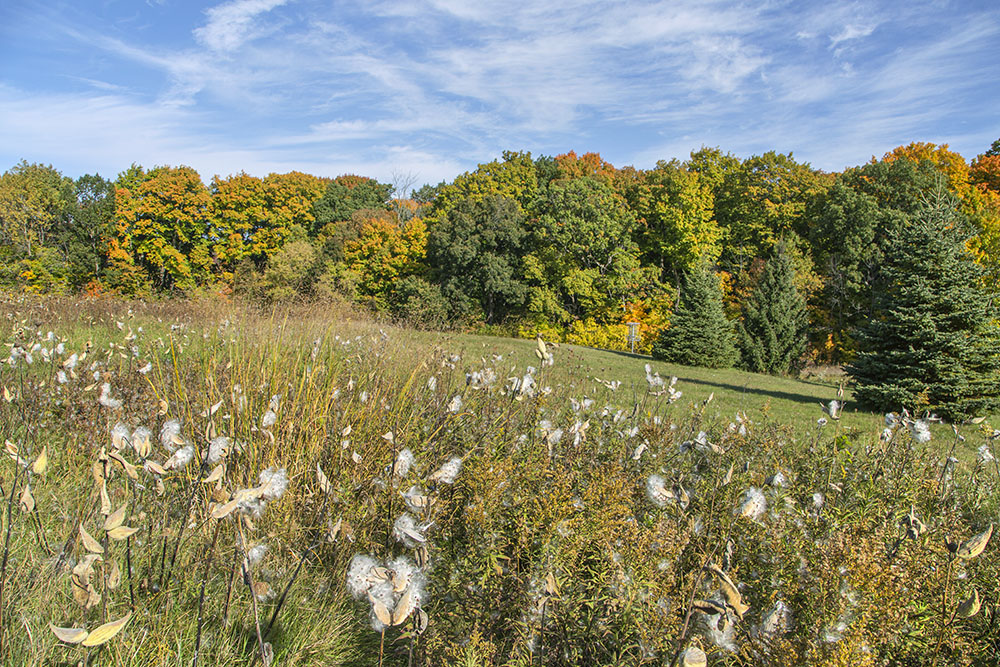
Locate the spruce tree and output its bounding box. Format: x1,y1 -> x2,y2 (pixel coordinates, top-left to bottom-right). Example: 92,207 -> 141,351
848,190 -> 1000,419
652,264 -> 736,368
737,247 -> 809,375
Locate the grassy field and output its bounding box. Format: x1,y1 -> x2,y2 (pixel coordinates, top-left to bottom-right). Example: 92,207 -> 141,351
1,295 -> 998,666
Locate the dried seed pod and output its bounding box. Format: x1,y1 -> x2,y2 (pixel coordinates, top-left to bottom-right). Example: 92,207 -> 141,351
957,589 -> 981,618
680,646 -> 707,667
49,624 -> 88,644
81,612 -> 132,647
957,524 -> 993,560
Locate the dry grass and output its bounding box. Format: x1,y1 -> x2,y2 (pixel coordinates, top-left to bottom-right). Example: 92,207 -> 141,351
1,293 -> 998,666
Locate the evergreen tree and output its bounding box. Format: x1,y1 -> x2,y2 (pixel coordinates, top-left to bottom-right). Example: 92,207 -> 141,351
848,190 -> 1000,419
738,247 -> 808,375
652,265 -> 736,368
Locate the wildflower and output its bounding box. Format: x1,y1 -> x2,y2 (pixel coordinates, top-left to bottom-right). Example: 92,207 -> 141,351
165,445 -> 195,470
429,457 -> 462,485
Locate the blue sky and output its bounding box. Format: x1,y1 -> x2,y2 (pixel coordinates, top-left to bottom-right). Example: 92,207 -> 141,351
1,0 -> 997,189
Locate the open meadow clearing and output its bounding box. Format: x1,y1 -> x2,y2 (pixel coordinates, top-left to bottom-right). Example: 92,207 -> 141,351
1,295 -> 998,666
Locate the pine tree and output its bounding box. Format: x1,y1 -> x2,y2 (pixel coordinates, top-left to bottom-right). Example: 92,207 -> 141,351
652,264 -> 736,368
848,190 -> 1000,419
737,247 -> 808,375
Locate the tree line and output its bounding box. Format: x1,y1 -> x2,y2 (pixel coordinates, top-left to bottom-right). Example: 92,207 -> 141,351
3,141 -> 1000,416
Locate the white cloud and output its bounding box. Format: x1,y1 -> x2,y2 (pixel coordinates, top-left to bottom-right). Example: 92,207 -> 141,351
194,0 -> 291,52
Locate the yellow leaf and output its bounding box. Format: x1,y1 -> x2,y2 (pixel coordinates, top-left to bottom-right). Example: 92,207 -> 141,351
81,612 -> 132,647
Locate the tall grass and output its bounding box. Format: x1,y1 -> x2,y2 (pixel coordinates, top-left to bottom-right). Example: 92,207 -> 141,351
0,294 -> 997,666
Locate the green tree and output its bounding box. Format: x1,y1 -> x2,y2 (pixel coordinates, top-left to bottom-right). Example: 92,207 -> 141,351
737,248 -> 808,375
528,177 -> 659,324
426,195 -> 531,324
311,175 -> 391,232
848,190 -> 1000,419
651,264 -> 736,368
625,160 -> 720,282
61,174 -> 115,288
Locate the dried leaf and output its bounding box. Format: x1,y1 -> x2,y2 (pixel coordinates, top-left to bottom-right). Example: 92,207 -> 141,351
49,624 -> 89,644
145,461 -> 167,476
722,462 -> 734,486
108,450 -> 138,480
81,612 -> 132,647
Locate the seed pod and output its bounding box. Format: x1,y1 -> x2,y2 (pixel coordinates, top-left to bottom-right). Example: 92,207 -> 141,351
81,612 -> 132,647
957,524 -> 993,560
957,590 -> 981,618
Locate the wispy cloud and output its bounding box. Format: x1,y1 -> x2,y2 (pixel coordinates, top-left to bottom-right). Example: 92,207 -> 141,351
2,0 -> 998,183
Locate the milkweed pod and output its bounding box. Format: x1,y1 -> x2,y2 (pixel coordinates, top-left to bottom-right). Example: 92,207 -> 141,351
317,463 -> 333,495
103,503 -> 127,532
32,446 -> 47,476
204,464 -> 224,484
107,559 -> 122,590
957,524 -> 993,560
79,524 -> 104,554
81,611 -> 132,647
108,525 -> 139,541
545,572 -> 560,597
370,596 -> 392,627
19,484 -> 35,513
99,480 -> 111,516
680,646 -> 707,667
49,624 -> 88,644
957,589 -> 981,618
392,586 -> 416,625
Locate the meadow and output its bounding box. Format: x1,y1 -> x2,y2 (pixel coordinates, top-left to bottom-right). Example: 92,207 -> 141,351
1,295 -> 998,666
